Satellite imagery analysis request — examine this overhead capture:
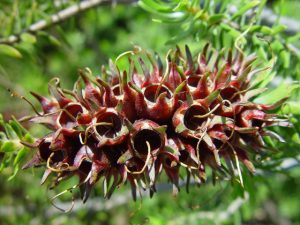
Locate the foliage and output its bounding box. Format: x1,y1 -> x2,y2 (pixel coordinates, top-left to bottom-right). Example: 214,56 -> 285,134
0,114 -> 33,180
139,0 -> 300,80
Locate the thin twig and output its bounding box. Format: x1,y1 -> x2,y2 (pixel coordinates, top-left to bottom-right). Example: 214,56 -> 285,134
0,0 -> 137,45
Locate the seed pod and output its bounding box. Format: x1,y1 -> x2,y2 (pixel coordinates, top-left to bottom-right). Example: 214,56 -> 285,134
22,45 -> 288,202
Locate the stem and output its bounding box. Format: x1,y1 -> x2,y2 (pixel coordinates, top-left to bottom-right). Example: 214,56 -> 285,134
0,0 -> 137,45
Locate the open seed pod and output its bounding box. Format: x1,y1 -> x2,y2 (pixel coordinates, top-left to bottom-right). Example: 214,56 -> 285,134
22,45 -> 288,202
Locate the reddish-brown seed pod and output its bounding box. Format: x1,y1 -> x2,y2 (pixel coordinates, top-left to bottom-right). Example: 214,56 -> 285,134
129,119 -> 166,159
22,45 -> 288,202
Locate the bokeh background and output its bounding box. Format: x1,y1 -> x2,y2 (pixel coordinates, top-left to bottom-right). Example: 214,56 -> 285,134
0,0 -> 299,224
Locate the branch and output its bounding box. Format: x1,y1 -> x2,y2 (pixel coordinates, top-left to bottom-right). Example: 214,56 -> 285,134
0,0 -> 137,45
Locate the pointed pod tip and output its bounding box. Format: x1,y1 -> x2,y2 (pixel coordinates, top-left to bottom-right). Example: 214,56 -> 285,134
96,77 -> 109,88
185,45 -> 193,70
30,91 -> 45,102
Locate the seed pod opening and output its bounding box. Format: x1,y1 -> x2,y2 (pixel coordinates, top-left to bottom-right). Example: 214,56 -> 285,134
220,86 -> 241,102
144,84 -> 172,103
183,104 -> 208,130
187,75 -> 201,88
58,103 -> 84,128
133,129 -> 162,156
95,112 -> 122,138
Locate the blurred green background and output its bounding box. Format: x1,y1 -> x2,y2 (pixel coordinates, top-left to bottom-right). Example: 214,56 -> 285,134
0,0 -> 300,224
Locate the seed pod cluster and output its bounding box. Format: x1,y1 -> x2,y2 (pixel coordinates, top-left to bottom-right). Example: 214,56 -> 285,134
23,45 -> 287,201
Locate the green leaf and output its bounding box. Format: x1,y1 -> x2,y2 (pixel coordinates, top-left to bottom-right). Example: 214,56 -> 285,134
20,33 -> 36,44
0,44 -> 22,58
13,147 -> 28,166
292,133 -> 300,144
232,1 -> 260,20
139,0 -> 188,23
48,35 -> 61,47
0,154 -> 8,172
139,0 -> 174,12
165,25 -> 194,44
38,32 -> 61,46
270,40 -> 284,52
208,14 -> 225,25
279,51 -> 290,69
254,83 -> 299,105
4,124 -> 18,139
256,71 -> 276,88
251,55 -> 276,88
287,32 -> 300,43
272,25 -> 286,35
249,24 -> 284,36
9,121 -> 24,139
203,0 -> 210,11
243,88 -> 267,100
11,116 -> 29,138
22,133 -> 34,143
8,164 -> 19,181
249,25 -> 262,33
0,114 -> 4,124
221,24 -> 246,43
258,46 -> 268,61
0,141 -> 20,153
260,26 -> 274,35
0,132 -> 7,141
281,102 -> 300,115
0,114 -> 32,179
